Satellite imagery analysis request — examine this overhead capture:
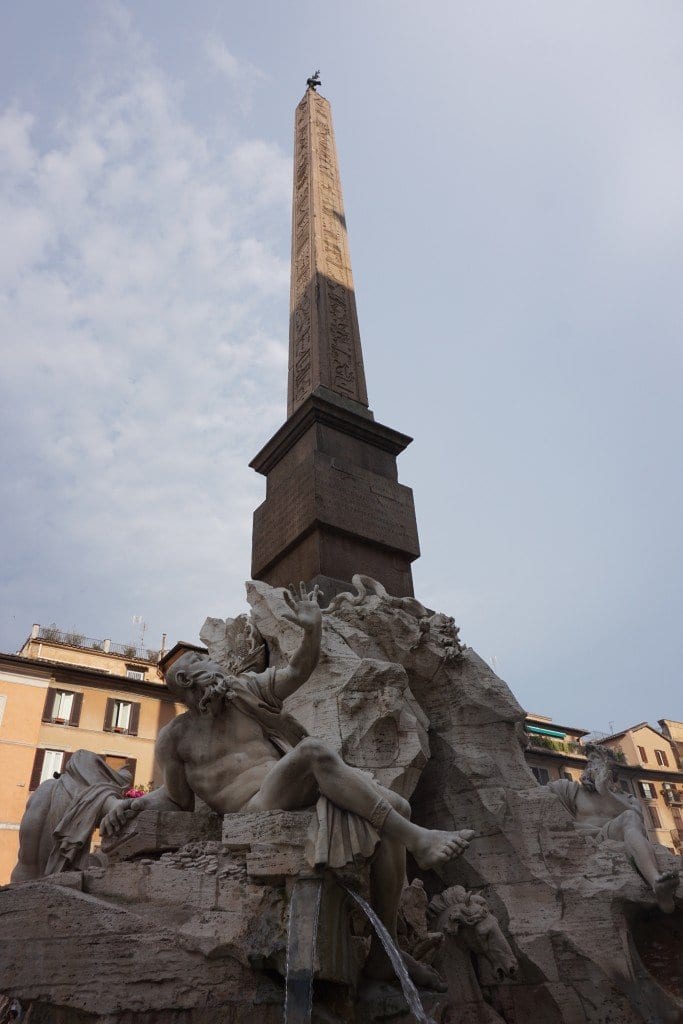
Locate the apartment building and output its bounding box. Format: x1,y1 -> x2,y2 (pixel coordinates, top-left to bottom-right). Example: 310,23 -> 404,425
524,713 -> 591,785
597,721 -> 683,854
0,624 -> 182,883
523,713 -> 683,854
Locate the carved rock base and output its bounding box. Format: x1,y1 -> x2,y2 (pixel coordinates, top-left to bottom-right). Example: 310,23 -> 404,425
2,580 -> 682,1024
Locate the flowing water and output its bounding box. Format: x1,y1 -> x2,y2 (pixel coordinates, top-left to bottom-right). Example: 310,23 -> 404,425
340,883 -> 436,1024
284,875 -> 324,1024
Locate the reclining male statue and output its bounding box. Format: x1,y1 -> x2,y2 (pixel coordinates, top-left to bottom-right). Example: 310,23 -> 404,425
101,584 -> 475,987
548,745 -> 679,913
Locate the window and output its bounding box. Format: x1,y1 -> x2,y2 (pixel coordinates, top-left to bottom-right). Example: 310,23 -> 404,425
103,697 -> 140,735
126,668 -> 145,681
41,687 -> 83,727
41,749 -> 64,783
103,754 -> 137,785
654,749 -> 670,767
53,691 -> 74,721
637,746 -> 648,763
531,766 -> 550,785
29,748 -> 64,790
0,694 -> 6,727
113,700 -> 131,730
639,781 -> 657,800
648,806 -> 662,830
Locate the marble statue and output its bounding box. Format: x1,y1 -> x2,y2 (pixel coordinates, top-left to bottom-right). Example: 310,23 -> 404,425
548,745 -> 680,913
397,880 -> 518,982
101,584 -> 475,988
427,885 -> 518,982
11,750 -> 132,881
4,577 -> 682,1021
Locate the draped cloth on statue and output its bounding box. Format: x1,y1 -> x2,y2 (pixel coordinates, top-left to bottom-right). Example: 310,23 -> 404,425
43,750 -> 131,875
306,795 -> 381,869
236,668 -> 308,756
238,670 -> 381,869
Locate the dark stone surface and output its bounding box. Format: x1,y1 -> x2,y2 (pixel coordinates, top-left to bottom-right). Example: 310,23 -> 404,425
250,390 -> 419,597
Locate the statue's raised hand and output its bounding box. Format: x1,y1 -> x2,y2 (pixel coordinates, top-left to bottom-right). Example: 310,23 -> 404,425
282,582 -> 322,632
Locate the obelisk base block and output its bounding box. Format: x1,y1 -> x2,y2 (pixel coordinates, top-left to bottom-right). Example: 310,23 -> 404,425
256,529 -> 416,601
250,391 -> 419,598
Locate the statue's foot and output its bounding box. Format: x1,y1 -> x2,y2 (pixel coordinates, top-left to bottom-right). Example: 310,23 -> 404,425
653,870 -> 679,914
365,947 -> 447,992
411,827 -> 475,870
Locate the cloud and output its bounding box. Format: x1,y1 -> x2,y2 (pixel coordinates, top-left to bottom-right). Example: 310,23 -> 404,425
203,33 -> 265,112
204,36 -> 241,80
0,7 -> 291,652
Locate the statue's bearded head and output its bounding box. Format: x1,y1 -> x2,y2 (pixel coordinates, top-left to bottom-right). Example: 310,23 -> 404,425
165,651 -> 239,715
581,745 -> 620,792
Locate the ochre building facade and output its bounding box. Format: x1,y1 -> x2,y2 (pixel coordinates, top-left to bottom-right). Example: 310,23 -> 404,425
524,713 -> 683,853
0,624 -> 182,883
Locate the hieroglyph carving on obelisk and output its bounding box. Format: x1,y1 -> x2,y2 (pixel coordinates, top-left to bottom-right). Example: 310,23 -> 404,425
288,89 -> 369,415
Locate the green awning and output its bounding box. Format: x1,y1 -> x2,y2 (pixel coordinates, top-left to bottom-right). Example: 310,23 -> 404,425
526,725 -> 567,739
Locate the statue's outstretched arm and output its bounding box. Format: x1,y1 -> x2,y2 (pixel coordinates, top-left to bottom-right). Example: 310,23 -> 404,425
101,723 -> 193,835
271,583 -> 323,702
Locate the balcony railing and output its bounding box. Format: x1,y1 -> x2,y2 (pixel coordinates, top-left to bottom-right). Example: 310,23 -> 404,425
525,734 -> 628,763
526,735 -> 587,757
35,625 -> 158,664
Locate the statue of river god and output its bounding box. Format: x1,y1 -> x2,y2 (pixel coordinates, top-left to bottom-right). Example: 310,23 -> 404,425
102,584 -> 475,987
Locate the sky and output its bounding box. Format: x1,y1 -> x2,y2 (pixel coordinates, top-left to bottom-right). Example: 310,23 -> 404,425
1,1 -> 681,736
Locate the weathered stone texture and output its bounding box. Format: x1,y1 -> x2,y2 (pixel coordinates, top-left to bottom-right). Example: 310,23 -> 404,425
250,88 -> 420,598
288,89 -> 367,414
2,579 -> 681,1023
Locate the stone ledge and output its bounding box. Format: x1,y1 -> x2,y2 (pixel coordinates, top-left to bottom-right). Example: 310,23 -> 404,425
100,809 -> 222,860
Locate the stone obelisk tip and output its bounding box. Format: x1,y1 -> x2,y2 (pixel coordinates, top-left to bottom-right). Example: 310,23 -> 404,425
305,70 -> 322,92
288,84 -> 369,416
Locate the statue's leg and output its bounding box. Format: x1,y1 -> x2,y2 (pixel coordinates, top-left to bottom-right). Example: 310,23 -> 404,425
607,810 -> 679,913
368,786 -> 409,940
249,738 -> 473,869
364,787 -> 448,990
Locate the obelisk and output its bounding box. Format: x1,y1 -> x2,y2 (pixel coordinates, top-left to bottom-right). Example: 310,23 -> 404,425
250,78 -> 420,598
287,81 -> 368,414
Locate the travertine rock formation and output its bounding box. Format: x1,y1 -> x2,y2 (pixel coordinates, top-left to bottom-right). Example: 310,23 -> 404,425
247,578 -> 682,1022
1,578 -> 681,1024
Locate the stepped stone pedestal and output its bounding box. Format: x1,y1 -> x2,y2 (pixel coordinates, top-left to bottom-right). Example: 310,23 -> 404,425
251,388 -> 420,599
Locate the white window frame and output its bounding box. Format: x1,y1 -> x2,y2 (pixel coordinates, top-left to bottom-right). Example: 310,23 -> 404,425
40,749 -> 64,784
52,690 -> 74,722
0,694 -> 6,727
112,700 -> 132,731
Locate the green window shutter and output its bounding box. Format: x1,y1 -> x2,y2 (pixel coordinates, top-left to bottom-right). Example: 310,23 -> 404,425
29,749 -> 46,791
128,702 -> 140,737
41,688 -> 56,723
69,692 -> 83,727
103,697 -> 115,732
